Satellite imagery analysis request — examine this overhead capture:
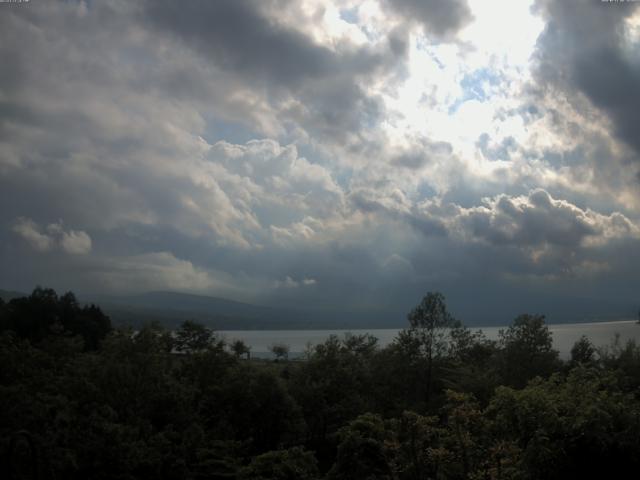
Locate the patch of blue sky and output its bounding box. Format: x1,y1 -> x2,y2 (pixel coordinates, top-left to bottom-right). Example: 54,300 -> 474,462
416,39 -> 445,69
339,7 -> 359,25
477,133 -> 517,162
204,116 -> 263,146
416,181 -> 438,200
448,68 -> 504,114
332,170 -> 353,191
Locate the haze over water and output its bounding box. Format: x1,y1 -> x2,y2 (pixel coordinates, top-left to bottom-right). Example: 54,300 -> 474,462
221,320 -> 640,358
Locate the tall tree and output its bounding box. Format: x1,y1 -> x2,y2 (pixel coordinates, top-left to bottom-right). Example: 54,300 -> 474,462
231,339 -> 251,359
406,292 -> 459,403
174,320 -> 216,353
570,335 -> 596,366
270,343 -> 290,362
498,314 -> 560,388
240,447 -> 319,480
0,287 -> 111,350
327,413 -> 393,480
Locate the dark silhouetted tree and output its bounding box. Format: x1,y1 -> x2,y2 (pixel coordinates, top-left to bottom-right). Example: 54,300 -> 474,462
498,314 -> 560,388
406,292 -> 459,403
270,343 -> 290,361
0,287 -> 110,350
445,325 -> 500,404
239,446 -> 319,480
327,413 -> 393,480
231,338 -> 251,359
174,320 -> 216,353
570,335 -> 596,366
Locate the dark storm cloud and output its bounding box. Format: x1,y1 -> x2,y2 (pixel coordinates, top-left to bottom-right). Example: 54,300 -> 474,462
287,77 -> 387,151
141,0 -> 408,151
349,187 -> 448,237
1,0 -> 639,323
144,0 -> 337,89
534,0 -> 640,157
384,0 -> 473,38
392,139 -> 454,169
144,0 -> 408,83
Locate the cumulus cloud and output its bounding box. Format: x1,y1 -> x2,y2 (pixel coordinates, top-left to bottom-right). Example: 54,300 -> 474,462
456,190 -> 598,247
392,139 -> 454,170
141,0 -> 405,151
99,252 -> 214,294
274,276 -> 318,289
60,229 -> 93,255
145,0 -> 347,88
270,217 -> 321,245
384,0 -> 473,39
444,189 -> 639,248
12,218 -> 54,252
426,189 -> 640,282
349,186 -> 448,237
12,218 -> 92,255
1,0 -> 640,322
533,0 -> 640,157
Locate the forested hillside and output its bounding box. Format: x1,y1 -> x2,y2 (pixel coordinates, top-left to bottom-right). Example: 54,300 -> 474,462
2,288 -> 640,479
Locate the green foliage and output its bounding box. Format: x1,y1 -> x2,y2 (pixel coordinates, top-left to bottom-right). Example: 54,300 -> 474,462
290,334 -> 377,449
0,287 -> 111,351
405,291 -> 459,404
440,391 -> 493,479
240,446 -> 319,480
597,334 -> 640,390
498,314 -> 560,388
371,329 -> 430,413
327,413 -> 393,480
174,319 -> 218,353
231,338 -> 251,359
569,335 -> 596,366
407,292 -> 459,362
200,364 -> 305,453
386,411 -> 446,480
488,368 -> 640,479
4,286 -> 640,480
448,325 -> 495,364
269,342 -> 290,361
444,326 -> 500,403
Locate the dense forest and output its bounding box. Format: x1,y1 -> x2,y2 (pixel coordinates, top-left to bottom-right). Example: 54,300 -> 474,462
2,288 -> 640,479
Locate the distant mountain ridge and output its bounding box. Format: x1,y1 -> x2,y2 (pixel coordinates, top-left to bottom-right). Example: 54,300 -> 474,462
0,288 -> 402,329
84,290 -> 275,318
79,290 -> 402,330
0,289 -> 28,302
2,288 -> 635,330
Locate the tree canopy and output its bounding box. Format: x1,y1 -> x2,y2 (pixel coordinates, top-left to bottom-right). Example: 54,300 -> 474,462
2,287 -> 639,479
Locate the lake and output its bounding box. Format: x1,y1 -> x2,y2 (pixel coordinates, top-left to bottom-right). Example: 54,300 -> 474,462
219,320 -> 640,359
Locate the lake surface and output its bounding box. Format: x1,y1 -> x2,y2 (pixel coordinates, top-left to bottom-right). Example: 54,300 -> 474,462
220,320 -> 640,359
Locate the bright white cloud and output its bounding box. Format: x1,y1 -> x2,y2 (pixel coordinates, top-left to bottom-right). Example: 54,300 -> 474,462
100,252 -> 214,293
274,275 -> 318,289
448,189 -> 640,248
60,229 -> 92,255
12,218 -> 54,252
461,0 -> 544,67
12,218 -> 92,255
2,0 -> 640,318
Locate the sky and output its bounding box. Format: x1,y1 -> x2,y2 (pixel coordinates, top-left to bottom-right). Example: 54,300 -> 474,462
1,0 -> 639,323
